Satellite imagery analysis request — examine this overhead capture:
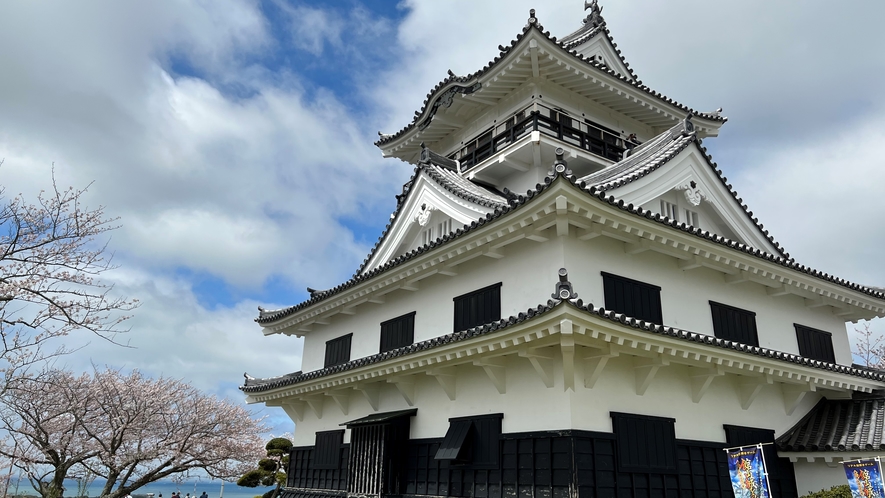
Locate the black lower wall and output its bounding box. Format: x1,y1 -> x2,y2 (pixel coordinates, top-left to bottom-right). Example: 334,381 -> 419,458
287,429 -> 796,498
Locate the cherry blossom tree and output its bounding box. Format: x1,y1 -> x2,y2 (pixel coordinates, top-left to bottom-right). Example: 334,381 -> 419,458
0,167 -> 137,379
0,368 -> 266,498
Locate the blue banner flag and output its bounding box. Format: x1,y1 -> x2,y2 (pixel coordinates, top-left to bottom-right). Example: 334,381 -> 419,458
726,445 -> 771,498
843,459 -> 885,498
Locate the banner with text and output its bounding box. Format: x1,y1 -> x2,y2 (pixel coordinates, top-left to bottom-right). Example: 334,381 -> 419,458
726,445 -> 771,498
843,458 -> 885,498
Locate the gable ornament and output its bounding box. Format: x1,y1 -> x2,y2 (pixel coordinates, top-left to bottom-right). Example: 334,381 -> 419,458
415,203 -> 435,226
676,180 -> 705,206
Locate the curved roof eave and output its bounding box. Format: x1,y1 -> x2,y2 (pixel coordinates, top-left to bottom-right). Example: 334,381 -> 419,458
256,171 -> 885,327
244,296 -> 885,394
375,16 -> 726,150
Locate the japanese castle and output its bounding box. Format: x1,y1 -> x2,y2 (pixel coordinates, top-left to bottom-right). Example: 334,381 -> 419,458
242,3 -> 885,497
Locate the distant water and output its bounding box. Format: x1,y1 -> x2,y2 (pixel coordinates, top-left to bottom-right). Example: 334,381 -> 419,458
7,478 -> 273,498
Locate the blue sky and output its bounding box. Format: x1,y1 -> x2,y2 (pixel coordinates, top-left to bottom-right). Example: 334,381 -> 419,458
1,0 -> 884,435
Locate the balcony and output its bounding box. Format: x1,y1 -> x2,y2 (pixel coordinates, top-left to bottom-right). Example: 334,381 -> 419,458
449,103 -> 632,172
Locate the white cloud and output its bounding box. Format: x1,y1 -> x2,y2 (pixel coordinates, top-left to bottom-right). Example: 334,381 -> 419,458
278,3 -> 345,55
52,266 -> 303,392
733,109 -> 885,288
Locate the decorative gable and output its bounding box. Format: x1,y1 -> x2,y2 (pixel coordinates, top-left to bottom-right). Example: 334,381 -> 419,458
559,0 -> 636,81
603,143 -> 781,255
360,162 -> 508,275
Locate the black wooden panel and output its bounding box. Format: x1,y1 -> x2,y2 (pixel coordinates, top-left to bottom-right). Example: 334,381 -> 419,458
380,312 -> 416,353
313,430 -> 344,470
288,444 -> 348,490
436,420 -> 473,461
401,430 -> 774,498
724,425 -> 798,498
324,334 -> 352,368
611,413 -> 677,474
453,283 -> 502,332
709,301 -> 758,346
795,324 -> 836,363
472,415 -> 503,467
601,273 -> 663,324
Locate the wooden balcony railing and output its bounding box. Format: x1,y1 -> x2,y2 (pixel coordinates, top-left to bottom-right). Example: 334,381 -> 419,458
448,103 -> 628,171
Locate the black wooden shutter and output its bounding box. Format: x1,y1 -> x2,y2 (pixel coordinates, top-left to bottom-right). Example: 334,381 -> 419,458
380,312 -> 416,353
709,301 -> 758,346
313,430 -> 344,469
795,324 -> 836,363
470,414 -> 502,467
601,272 -> 663,324
453,283 -> 502,332
434,414 -> 502,467
435,419 -> 473,461
324,334 -> 353,368
611,412 -> 677,473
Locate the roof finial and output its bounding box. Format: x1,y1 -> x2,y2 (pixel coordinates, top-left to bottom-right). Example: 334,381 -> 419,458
548,147 -> 573,177
552,268 -> 578,300
582,0 -> 605,28
527,8 -> 537,26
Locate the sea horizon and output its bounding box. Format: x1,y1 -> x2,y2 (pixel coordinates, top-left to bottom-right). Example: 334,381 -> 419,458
5,477 -> 274,498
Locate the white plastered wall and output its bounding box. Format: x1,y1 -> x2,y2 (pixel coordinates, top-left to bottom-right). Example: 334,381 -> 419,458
793,461 -> 850,496
300,237 -> 563,373
288,227 -> 857,446
562,235 -> 852,364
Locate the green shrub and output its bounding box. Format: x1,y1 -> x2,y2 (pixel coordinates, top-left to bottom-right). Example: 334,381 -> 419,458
800,484 -> 851,498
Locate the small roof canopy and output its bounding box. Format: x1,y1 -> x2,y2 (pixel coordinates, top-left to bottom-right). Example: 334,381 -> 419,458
341,408 -> 418,428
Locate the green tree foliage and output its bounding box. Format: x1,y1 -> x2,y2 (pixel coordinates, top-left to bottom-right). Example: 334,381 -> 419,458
800,485 -> 851,498
238,437 -> 293,498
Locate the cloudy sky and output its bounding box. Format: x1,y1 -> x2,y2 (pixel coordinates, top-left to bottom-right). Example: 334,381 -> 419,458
1,0 -> 883,434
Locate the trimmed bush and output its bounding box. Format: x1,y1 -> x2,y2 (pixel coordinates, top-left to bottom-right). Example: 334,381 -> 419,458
800,485 -> 851,498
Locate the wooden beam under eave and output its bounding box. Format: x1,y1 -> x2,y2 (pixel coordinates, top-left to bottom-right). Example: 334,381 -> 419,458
352,383 -> 381,411
583,344 -> 619,389
766,285 -> 792,297
305,395 -> 325,419
474,357 -> 507,394
678,256 -> 704,271
459,93 -> 498,106
634,356 -> 669,396
560,319 -> 576,392
328,391 -> 350,416
736,375 -> 773,410
281,402 -> 306,422
688,366 -> 724,403
519,346 -> 556,388
782,383 -> 816,416
427,367 -> 458,401
577,223 -> 604,241
387,375 -> 417,406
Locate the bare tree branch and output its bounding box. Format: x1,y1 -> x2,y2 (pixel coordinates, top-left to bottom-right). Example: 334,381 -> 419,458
0,166 -> 138,382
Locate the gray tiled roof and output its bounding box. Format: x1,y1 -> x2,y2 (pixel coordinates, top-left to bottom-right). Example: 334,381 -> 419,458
279,489 -> 345,498
579,121 -> 692,190
777,398 -> 885,452
375,11 -> 724,148
255,169 -> 885,326
243,287 -> 885,394
424,163 -> 509,209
